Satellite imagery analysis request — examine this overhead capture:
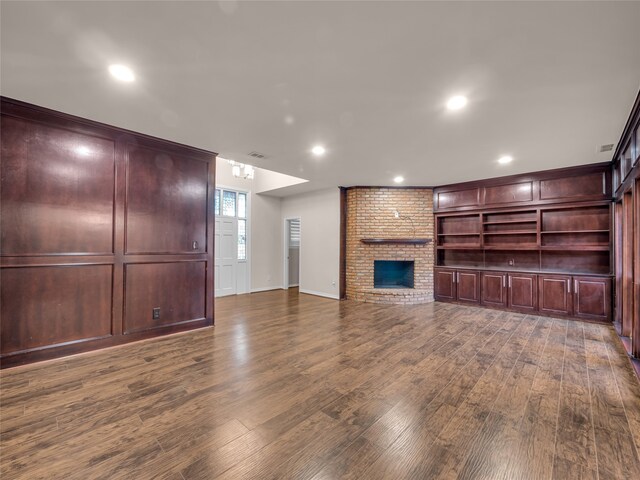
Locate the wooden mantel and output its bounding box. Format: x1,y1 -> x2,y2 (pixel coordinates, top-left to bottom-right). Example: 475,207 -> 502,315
360,238 -> 432,245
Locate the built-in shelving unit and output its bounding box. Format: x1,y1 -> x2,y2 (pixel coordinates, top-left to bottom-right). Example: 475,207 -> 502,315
436,202 -> 611,275
433,163 -> 613,322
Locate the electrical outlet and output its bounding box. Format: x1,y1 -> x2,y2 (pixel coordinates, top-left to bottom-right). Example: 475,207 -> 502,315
152,307 -> 160,320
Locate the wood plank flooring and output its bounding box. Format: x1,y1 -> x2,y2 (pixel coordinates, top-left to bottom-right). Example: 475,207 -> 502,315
1,289 -> 640,479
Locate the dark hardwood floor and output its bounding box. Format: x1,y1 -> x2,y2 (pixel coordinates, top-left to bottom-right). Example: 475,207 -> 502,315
1,290 -> 640,479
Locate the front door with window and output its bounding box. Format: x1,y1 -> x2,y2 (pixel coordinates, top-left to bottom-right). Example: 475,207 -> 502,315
214,188 -> 248,297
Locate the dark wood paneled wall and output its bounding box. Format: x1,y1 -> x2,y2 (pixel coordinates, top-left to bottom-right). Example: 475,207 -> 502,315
611,90 -> 640,358
0,97 -> 216,367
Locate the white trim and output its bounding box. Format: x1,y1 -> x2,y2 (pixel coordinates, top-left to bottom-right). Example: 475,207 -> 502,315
250,286 -> 285,293
299,289 -> 339,300
288,284 -> 299,288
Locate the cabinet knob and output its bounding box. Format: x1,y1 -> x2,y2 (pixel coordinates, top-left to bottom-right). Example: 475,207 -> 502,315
192,241 -> 198,250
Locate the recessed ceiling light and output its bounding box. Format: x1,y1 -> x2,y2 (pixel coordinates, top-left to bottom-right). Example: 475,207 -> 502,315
311,145 -> 326,156
446,95 -> 467,111
498,155 -> 513,165
394,176 -> 404,183
108,64 -> 135,82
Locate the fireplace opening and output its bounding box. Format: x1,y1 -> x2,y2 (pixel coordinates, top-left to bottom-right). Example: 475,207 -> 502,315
374,260 -> 414,289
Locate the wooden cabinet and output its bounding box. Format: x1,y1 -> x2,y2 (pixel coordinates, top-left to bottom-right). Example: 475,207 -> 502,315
457,271 -> 481,304
481,272 -> 537,312
436,268 -> 609,321
538,274 -> 611,321
434,268 -> 479,304
573,276 -> 611,321
433,162 -> 613,323
0,97 -> 216,368
434,163 -> 610,212
508,273 -> 538,312
538,274 -> 573,317
434,268 -> 456,301
481,272 -> 507,308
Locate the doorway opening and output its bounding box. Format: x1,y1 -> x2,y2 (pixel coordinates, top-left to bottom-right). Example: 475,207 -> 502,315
284,218 -> 301,290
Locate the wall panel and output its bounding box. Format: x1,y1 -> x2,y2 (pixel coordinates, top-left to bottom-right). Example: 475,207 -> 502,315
0,97 -> 216,367
124,262 -> 206,334
1,265 -> 113,354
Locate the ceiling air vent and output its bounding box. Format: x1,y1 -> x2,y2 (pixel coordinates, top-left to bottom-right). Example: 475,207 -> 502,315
248,151 -> 268,159
599,143 -> 615,153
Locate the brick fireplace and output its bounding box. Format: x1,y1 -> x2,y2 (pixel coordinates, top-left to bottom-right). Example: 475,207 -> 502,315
345,187 -> 434,304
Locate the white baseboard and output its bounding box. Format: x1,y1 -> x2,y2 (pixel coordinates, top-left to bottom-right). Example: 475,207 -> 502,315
299,289 -> 340,300
288,284 -> 299,288
250,286 -> 284,293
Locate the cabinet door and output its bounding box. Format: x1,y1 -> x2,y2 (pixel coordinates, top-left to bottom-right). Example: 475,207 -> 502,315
538,275 -> 572,316
508,273 -> 538,312
457,271 -> 481,304
481,272 -> 507,307
434,269 -> 456,301
573,276 -> 611,321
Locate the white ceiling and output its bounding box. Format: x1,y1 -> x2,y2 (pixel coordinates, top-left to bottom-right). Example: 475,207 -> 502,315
2,1 -> 639,192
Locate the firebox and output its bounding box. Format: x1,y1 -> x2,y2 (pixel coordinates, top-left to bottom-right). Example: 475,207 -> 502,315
374,260 -> 414,288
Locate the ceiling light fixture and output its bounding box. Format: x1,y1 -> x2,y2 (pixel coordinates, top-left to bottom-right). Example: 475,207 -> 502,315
225,159 -> 255,180
498,155 -> 513,165
311,145 -> 326,156
446,95 -> 468,111
108,64 -> 135,82
394,176 -> 404,184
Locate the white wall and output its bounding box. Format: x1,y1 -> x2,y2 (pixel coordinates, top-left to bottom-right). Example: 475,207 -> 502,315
281,188 -> 340,299
215,162 -> 340,299
216,161 -> 283,291
250,192 -> 283,291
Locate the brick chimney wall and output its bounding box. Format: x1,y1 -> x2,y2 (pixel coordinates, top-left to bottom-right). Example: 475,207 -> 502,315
345,187 -> 435,304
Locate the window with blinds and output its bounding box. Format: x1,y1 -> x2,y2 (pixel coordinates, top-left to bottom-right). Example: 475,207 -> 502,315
289,219 -> 300,247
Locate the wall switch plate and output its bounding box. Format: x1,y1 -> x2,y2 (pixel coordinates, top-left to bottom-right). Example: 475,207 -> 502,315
152,307 -> 161,320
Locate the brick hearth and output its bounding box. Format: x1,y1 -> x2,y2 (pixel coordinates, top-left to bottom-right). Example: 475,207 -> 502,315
345,188 -> 434,304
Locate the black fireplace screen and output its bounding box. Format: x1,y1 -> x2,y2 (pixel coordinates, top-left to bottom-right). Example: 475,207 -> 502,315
374,260 -> 414,288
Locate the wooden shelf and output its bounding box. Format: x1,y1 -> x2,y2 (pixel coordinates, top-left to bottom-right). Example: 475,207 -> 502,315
437,233 -> 480,236
541,230 -> 609,234
540,245 -> 610,251
483,220 -> 537,225
361,238 -> 432,245
483,245 -> 538,250
436,246 -> 481,250
483,230 -> 536,235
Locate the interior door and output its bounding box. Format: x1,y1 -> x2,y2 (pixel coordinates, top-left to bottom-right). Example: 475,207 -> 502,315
215,190 -> 238,297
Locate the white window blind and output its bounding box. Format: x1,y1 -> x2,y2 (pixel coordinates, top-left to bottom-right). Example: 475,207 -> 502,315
289,220 -> 300,247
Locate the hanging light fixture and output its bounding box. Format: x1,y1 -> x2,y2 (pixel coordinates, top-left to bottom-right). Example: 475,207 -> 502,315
224,158 -> 255,180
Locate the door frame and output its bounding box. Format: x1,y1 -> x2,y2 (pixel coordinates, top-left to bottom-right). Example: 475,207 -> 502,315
283,216 -> 301,290
216,184 -> 251,295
